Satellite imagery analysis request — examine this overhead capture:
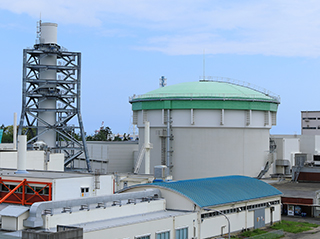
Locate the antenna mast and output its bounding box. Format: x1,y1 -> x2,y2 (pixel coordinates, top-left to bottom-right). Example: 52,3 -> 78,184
203,49 -> 206,81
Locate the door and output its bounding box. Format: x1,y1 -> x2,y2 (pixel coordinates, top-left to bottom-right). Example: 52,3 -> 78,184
254,208 -> 265,229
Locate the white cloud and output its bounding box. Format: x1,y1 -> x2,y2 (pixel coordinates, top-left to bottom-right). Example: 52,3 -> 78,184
2,0 -> 320,56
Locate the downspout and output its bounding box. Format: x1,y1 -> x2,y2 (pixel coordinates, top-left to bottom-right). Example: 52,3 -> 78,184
166,109 -> 171,168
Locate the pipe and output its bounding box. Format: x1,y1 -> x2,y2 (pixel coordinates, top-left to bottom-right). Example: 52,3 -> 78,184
24,189 -> 161,228
13,112 -> 17,150
16,135 -> 28,174
166,109 -> 171,168
38,22 -> 58,148
144,121 -> 150,174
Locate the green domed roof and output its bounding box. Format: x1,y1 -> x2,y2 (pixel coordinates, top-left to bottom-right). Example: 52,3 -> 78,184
130,81 -> 280,112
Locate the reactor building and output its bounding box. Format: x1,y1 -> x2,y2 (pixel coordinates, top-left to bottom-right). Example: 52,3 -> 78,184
130,79 -> 280,180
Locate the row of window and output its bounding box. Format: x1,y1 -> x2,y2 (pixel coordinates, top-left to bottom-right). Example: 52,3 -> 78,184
0,184 -> 49,195
201,200 -> 280,219
134,227 -> 188,239
302,117 -> 319,120
302,126 -> 317,129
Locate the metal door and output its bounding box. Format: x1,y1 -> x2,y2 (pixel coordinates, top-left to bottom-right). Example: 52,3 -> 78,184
254,208 -> 265,229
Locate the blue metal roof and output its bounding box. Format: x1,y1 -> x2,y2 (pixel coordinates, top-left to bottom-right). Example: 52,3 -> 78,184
151,175 -> 282,207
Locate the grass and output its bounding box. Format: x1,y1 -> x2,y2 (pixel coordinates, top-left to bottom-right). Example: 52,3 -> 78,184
232,220 -> 319,238
271,220 -> 319,234
240,229 -> 267,238
233,229 -> 283,238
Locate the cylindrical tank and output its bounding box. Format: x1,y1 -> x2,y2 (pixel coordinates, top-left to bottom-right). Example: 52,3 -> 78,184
40,23 -> 58,44
38,23 -> 58,148
130,80 -> 280,180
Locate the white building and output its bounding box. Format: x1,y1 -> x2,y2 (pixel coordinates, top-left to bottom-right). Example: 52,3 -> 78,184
130,80 -> 280,179
75,141 -> 139,173
301,111 -> 320,135
0,175 -> 282,239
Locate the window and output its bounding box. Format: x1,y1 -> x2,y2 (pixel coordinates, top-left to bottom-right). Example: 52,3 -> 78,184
156,231 -> 170,239
0,184 -> 9,192
135,235 -> 150,239
176,227 -> 188,239
81,187 -> 90,197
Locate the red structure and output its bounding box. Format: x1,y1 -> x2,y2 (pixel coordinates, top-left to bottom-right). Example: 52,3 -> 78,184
0,178 -> 52,205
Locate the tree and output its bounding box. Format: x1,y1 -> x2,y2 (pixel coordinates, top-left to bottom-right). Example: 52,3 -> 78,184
86,126 -> 113,141
0,125 -> 14,143
122,133 -> 131,141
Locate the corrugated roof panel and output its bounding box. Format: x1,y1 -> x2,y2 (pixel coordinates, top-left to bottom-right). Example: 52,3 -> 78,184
151,175 -> 282,207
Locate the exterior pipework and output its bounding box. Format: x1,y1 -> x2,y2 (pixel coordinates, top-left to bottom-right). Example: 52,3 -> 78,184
13,113 -> 17,150
24,189 -> 161,228
16,135 -> 28,174
166,109 -> 171,169
144,121 -> 150,174
37,23 -> 58,148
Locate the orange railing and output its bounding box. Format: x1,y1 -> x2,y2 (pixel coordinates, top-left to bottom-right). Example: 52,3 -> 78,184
0,178 -> 52,205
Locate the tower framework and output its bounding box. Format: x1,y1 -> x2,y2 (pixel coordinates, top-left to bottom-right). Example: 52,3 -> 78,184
18,22 -> 91,172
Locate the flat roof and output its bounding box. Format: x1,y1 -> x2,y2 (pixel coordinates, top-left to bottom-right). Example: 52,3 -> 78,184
0,169 -> 98,180
270,181 -> 320,198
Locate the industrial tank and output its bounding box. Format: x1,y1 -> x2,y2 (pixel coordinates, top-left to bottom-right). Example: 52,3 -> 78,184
130,79 -> 280,180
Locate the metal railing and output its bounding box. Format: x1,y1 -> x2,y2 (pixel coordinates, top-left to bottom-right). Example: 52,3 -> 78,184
130,77 -> 280,102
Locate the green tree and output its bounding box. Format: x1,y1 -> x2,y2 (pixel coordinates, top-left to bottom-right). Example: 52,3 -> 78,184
86,127 -> 113,141
0,125 -> 14,143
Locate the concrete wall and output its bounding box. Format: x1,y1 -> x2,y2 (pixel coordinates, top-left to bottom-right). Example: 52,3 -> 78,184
136,109 -> 273,180
0,151 -> 64,171
2,216 -> 17,230
53,175 -> 114,201
44,199 -> 167,229
83,211 -> 197,239
2,211 -> 29,230
76,142 -> 138,174
273,137 -> 300,169
200,197 -> 281,238
139,127 -> 270,180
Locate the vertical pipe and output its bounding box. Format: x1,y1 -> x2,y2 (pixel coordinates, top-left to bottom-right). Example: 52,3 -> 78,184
16,135 -> 28,174
38,23 -> 58,148
22,180 -> 26,205
166,109 -> 171,168
13,112 -> 17,150
144,121 -> 150,174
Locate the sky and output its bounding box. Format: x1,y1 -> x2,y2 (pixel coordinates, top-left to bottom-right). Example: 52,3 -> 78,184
1,0 -> 320,136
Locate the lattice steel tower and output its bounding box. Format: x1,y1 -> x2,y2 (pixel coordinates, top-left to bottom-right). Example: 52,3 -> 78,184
18,22 -> 91,172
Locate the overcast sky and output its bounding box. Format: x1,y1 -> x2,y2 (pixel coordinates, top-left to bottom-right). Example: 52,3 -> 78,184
1,0 -> 320,135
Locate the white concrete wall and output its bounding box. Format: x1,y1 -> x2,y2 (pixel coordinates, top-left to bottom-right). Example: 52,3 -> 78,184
26,151 -> 45,170
200,197 -> 281,238
0,151 -> 16,168
44,199 -> 167,229
83,211 -> 197,239
0,151 -> 64,171
136,109 -> 273,180
126,186 -> 195,211
52,175 -> 114,201
17,211 -> 29,230
299,135 -> 315,162
47,153 -> 64,171
81,142 -> 138,173
1,216 -> 17,230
